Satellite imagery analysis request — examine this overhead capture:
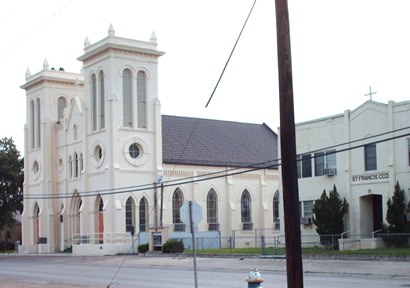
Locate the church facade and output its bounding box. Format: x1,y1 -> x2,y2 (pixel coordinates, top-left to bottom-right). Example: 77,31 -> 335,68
19,26 -> 280,255
288,100 -> 410,249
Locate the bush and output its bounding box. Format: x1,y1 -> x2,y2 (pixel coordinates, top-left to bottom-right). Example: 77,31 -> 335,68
162,239 -> 184,253
137,243 -> 149,253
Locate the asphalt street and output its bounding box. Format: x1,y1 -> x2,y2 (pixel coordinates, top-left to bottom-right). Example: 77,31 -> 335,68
0,254 -> 409,287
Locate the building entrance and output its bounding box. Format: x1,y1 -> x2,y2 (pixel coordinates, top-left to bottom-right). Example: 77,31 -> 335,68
360,194 -> 383,237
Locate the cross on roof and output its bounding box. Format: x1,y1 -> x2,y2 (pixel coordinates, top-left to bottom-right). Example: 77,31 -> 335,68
364,86 -> 377,101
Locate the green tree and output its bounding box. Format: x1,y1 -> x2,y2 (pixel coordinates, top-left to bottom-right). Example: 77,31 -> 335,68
0,137 -> 23,231
385,181 -> 408,233
312,185 -> 348,249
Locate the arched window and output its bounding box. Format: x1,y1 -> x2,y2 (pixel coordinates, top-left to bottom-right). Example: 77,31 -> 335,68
30,100 -> 35,149
79,153 -> 83,174
68,156 -> 72,178
70,191 -> 82,240
36,98 -> 41,148
33,203 -> 40,244
73,124 -> 78,141
241,189 -> 252,230
172,188 -> 185,231
137,70 -> 146,128
125,197 -> 135,233
91,74 -> 97,131
58,97 -> 67,121
139,197 -> 148,232
207,189 -> 219,231
273,190 -> 280,230
74,153 -> 79,178
99,70 -> 105,130
95,195 -> 104,243
123,69 -> 132,127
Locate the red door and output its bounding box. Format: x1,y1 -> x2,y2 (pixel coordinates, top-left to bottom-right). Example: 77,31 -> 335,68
98,212 -> 104,243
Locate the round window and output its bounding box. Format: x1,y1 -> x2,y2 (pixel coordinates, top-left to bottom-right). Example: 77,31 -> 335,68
32,161 -> 39,173
94,145 -> 103,161
129,143 -> 140,159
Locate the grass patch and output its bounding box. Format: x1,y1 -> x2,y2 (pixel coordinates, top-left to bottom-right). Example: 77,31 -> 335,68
186,246 -> 410,256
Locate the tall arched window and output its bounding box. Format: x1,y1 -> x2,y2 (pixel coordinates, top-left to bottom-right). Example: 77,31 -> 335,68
139,197 -> 148,232
125,197 -> 135,233
79,153 -> 83,174
273,190 -> 280,230
207,189 -> 218,230
172,188 -> 185,231
99,70 -> 105,130
30,100 -> 35,149
91,74 -> 97,131
95,195 -> 104,243
68,156 -> 72,178
70,191 -> 82,241
137,70 -> 146,128
74,153 -> 79,178
58,97 -> 67,121
33,203 -> 40,244
73,124 -> 78,141
123,69 -> 132,127
36,98 -> 41,148
241,189 -> 252,230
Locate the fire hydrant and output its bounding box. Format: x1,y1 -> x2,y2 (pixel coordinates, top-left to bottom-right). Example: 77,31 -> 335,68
246,268 -> 264,288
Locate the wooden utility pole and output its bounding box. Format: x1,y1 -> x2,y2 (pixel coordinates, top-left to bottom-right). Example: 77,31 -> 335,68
275,0 -> 304,287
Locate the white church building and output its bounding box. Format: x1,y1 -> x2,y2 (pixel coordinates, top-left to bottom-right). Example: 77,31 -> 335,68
19,26 -> 280,255
290,99 -> 410,249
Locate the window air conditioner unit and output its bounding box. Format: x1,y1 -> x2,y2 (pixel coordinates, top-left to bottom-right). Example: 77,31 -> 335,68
242,222 -> 253,231
323,168 -> 337,176
208,223 -> 220,231
174,223 -> 186,232
300,217 -> 312,225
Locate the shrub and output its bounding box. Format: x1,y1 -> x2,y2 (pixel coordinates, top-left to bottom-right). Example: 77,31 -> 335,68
137,243 -> 149,253
162,239 -> 184,253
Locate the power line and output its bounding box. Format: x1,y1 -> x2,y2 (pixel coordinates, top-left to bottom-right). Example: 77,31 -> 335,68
205,0 -> 257,108
13,126 -> 410,201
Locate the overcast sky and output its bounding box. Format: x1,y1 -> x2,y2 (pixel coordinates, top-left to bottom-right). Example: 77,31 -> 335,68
1,0 -> 410,154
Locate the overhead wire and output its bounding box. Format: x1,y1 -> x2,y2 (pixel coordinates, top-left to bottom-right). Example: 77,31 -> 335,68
205,0 -> 257,108
7,125 -> 409,201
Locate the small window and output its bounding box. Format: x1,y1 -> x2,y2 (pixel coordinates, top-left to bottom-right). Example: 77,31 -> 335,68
125,197 -> 135,233
365,144 -> 377,171
99,71 -> 105,130
241,190 -> 252,228
300,200 -> 314,218
273,191 -> 280,229
73,124 -> 78,141
74,153 -> 79,178
297,154 -> 312,178
91,74 -> 97,131
407,139 -> 410,166
32,161 -> 39,174
139,197 -> 148,232
314,150 -> 336,176
94,145 -> 103,162
58,97 -> 67,121
172,188 -> 184,224
123,69 -> 133,127
129,143 -> 140,159
207,189 -> 218,224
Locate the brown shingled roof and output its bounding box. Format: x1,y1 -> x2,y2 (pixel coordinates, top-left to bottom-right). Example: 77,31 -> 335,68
162,115 -> 278,168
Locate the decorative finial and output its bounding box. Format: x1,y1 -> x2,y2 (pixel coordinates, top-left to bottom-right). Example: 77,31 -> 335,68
84,36 -> 90,48
150,31 -> 157,43
26,67 -> 31,79
108,23 -> 115,36
43,58 -> 49,70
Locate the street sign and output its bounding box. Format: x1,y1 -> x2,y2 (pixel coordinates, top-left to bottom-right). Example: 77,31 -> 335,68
180,200 -> 202,232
